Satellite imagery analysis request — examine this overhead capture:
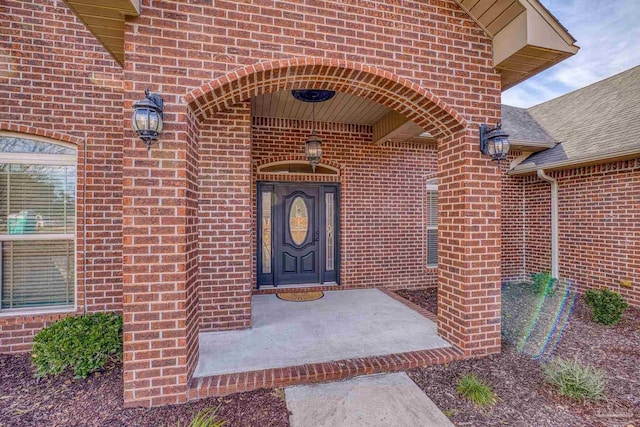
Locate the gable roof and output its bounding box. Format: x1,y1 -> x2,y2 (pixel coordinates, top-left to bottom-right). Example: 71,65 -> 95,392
501,104 -> 556,151
508,65 -> 640,173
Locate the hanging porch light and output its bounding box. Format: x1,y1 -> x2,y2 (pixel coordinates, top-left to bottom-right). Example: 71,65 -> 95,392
292,89 -> 336,172
305,131 -> 322,172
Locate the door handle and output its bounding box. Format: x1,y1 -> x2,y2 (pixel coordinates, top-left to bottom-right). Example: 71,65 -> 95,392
314,230 -> 320,242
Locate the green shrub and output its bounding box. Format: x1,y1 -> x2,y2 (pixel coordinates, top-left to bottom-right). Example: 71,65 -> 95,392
456,374 -> 496,406
543,358 -> 605,402
584,289 -> 628,326
32,312 -> 123,378
531,271 -> 557,295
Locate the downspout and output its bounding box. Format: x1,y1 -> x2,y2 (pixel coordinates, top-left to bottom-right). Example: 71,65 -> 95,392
536,169 -> 559,279
83,134 -> 88,315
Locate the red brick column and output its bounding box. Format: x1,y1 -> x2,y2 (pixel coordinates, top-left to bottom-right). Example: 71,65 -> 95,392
198,104 -> 253,331
437,129 -> 502,356
121,106 -> 200,407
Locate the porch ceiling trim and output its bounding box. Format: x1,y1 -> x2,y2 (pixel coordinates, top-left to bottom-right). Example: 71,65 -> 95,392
62,0 -> 141,66
454,0 -> 579,90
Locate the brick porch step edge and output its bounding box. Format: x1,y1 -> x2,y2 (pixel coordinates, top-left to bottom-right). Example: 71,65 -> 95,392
188,287 -> 454,400
187,345 -> 464,400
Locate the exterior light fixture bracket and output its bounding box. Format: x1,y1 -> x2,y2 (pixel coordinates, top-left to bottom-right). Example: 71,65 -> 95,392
132,88 -> 164,150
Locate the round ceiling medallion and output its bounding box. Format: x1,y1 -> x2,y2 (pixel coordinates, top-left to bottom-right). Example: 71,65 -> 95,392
291,89 -> 336,103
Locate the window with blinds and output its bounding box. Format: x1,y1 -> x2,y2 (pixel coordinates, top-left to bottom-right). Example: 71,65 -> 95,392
426,179 -> 438,267
0,135 -> 76,312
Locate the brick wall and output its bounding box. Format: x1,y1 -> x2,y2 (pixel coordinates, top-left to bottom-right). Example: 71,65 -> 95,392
522,159 -> 640,306
250,117 -> 438,291
501,152 -> 526,282
0,0 -> 123,353
436,129 -> 502,356
523,178 -> 552,274
198,106 -> 253,332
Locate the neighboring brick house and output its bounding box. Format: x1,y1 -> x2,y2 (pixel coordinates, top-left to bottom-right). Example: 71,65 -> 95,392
5,0 -> 634,409
501,65 -> 640,307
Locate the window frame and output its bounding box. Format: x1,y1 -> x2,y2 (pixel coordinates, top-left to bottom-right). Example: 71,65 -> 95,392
425,177 -> 438,269
0,132 -> 78,316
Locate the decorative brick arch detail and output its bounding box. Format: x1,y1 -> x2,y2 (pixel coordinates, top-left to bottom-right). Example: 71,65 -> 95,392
255,155 -> 342,183
256,155 -> 342,172
0,122 -> 83,146
186,58 -> 467,139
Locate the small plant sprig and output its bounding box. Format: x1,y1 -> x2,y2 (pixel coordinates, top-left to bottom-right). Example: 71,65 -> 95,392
584,289 -> 628,326
178,407 -> 226,427
457,374 -> 496,406
531,272 -> 557,296
543,358 -> 605,402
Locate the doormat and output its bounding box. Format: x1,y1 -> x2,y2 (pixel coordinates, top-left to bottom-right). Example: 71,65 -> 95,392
276,291 -> 324,302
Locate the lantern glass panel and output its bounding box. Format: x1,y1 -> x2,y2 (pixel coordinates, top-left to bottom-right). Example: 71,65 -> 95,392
148,111 -> 159,132
501,138 -> 510,156
495,136 -> 510,156
487,138 -> 496,156
133,110 -> 148,132
306,138 -> 322,160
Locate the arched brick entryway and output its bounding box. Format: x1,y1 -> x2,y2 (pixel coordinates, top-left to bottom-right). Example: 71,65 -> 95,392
122,57 -> 502,408
186,57 -> 501,355
185,57 -> 466,139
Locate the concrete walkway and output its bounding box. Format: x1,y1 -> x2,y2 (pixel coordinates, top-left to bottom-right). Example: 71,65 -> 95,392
285,373 -> 455,427
194,289 -> 449,377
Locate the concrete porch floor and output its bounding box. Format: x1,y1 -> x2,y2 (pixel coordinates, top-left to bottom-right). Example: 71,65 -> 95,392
194,288 -> 451,378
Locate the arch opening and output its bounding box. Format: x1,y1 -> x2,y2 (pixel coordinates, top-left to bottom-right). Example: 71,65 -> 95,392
186,58 -> 466,139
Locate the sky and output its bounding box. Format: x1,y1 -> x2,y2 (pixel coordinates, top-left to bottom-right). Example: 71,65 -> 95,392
502,0 -> 640,108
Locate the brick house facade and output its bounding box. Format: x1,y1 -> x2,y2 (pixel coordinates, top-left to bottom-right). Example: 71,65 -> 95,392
4,0 -> 637,409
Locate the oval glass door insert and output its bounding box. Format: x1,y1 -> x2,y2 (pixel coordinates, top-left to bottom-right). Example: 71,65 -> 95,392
289,196 -> 309,245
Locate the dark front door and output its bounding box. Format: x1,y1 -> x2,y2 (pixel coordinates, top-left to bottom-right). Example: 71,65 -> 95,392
276,185 -> 319,285
257,183 -> 339,287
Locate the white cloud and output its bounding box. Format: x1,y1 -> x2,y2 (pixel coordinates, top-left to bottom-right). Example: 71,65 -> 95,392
502,0 -> 640,108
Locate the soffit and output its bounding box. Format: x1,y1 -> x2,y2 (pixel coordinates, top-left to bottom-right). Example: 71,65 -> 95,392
251,91 -> 435,144
63,0 -> 140,66
455,0 -> 578,90
251,91 -> 392,126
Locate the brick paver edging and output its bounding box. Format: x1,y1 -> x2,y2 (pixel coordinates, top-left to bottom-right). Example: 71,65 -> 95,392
188,287 -> 460,400
188,346 -> 463,400
377,287 -> 439,323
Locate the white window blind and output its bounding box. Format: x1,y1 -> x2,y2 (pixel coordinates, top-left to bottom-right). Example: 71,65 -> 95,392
426,179 -> 438,267
0,135 -> 76,312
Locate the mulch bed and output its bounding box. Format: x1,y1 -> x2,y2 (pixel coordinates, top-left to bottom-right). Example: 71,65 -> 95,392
395,288 -> 437,314
399,287 -> 640,427
0,355 -> 289,427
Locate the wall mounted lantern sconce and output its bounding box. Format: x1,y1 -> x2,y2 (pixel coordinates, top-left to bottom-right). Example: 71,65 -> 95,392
479,123 -> 510,162
132,89 -> 164,150
291,89 -> 336,172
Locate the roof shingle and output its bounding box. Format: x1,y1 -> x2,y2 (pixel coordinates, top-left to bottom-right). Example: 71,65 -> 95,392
519,65 -> 640,168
